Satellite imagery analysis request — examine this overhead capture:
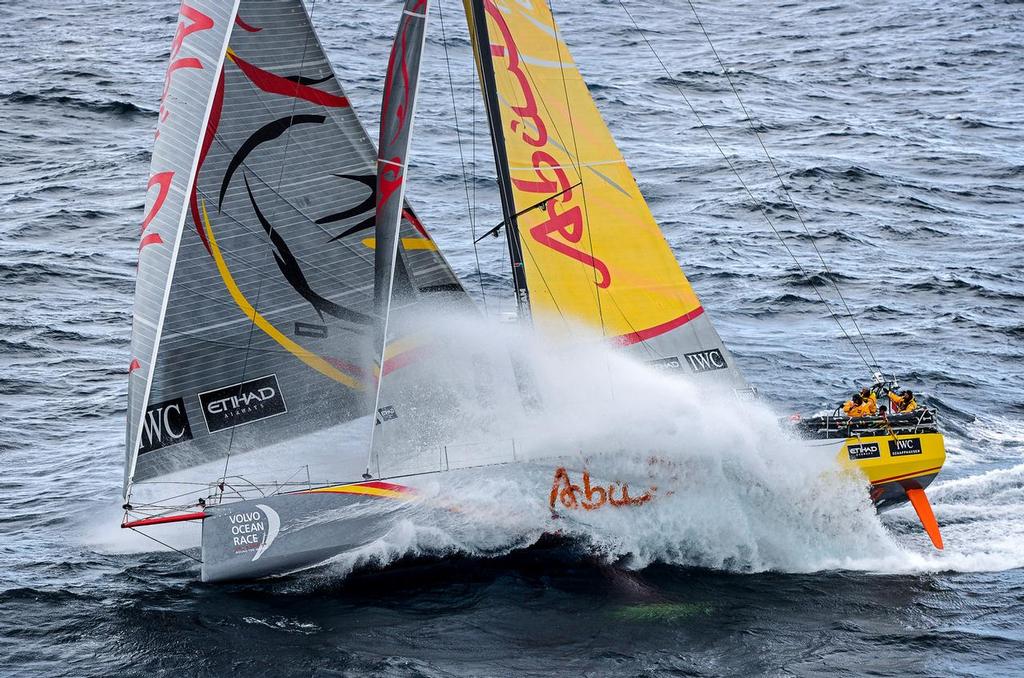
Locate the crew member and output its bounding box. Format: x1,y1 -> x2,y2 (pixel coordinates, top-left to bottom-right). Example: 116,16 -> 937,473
888,389 -> 918,413
859,386 -> 879,415
843,393 -> 870,418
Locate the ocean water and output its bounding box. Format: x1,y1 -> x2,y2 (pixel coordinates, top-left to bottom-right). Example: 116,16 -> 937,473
2,0 -> 1023,675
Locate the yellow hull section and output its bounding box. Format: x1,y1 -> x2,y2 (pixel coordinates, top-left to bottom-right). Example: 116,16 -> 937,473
839,432 -> 946,486
836,431 -> 945,517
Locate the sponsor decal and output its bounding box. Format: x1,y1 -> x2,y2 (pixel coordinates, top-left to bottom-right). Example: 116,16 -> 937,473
684,348 -> 728,373
139,397 -> 193,455
647,356 -> 683,371
549,468 -> 654,511
294,321 -> 328,339
199,374 -> 287,433
377,405 -> 398,423
484,2 -> 611,287
227,504 -> 280,560
848,442 -> 881,460
888,437 -> 923,457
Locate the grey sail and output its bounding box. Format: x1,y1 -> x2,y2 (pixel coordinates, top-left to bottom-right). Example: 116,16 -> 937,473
372,0 -> 430,324
369,0 -> 431,465
368,0 -> 445,479
368,0 -> 523,479
126,0 -> 469,506
127,0 -> 240,497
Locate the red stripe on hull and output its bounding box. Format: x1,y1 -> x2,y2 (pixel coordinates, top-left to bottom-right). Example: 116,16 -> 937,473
122,511 -> 207,528
870,466 -> 943,486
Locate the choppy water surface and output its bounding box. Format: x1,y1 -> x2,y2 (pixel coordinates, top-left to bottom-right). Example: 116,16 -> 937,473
1,0 -> 1023,675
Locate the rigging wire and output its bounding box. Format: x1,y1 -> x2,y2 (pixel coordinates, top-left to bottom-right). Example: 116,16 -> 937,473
438,0 -> 489,312
616,0 -> 875,374
684,0 -> 881,373
127,527 -> 203,564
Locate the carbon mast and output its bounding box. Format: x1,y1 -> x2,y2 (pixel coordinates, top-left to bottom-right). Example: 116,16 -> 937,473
465,0 -> 530,320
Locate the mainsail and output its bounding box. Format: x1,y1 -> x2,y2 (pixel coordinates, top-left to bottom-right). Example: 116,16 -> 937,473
126,0 -> 468,504
463,0 -> 747,388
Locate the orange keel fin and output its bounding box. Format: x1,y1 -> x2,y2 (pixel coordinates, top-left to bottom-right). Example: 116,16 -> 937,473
905,487 -> 944,550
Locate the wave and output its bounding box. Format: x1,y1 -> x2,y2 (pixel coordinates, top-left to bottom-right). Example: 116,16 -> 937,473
905,275 -> 1024,302
790,165 -> 886,183
0,90 -> 150,117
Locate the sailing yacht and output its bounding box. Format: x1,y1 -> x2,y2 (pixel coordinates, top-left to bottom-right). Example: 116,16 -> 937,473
122,0 -> 945,582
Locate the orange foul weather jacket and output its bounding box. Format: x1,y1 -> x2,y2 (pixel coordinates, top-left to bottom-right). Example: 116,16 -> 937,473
863,392 -> 878,415
843,400 -> 873,418
888,392 -> 918,413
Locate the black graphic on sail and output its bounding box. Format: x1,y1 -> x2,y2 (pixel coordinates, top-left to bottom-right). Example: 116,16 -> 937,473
125,0 -> 469,504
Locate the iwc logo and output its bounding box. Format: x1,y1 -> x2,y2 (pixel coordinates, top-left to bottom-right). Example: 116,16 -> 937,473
139,397 -> 193,455
684,349 -> 728,373
888,438 -> 923,457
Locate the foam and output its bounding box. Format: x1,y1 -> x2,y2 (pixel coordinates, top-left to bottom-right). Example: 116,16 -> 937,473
84,314 -> 1024,577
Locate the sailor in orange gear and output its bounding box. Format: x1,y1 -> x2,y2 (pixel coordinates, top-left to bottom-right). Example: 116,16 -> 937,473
888,389 -> 918,414
843,393 -> 871,417
859,387 -> 879,415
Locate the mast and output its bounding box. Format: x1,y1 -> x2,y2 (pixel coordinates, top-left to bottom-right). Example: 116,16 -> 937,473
465,0 -> 530,319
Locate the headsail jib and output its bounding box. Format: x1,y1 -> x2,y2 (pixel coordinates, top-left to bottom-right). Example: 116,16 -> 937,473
369,0 -> 432,475
127,0 -> 241,499
463,0 -> 747,387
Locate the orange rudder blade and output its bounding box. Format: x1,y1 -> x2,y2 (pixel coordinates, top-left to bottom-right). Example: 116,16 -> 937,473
905,487 -> 944,550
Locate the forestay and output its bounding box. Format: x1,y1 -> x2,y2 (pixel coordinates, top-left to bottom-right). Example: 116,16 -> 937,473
463,0 -> 748,389
126,0 -> 467,504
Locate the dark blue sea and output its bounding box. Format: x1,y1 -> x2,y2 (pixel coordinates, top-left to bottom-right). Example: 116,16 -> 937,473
2,0 -> 1023,675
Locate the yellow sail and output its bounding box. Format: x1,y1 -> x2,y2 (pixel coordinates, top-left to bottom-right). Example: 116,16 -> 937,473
465,0 -> 704,345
